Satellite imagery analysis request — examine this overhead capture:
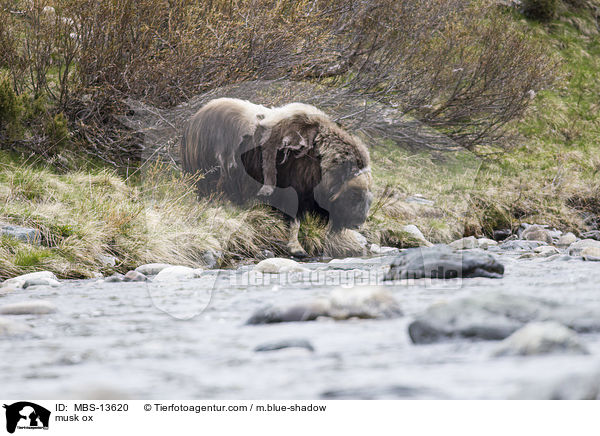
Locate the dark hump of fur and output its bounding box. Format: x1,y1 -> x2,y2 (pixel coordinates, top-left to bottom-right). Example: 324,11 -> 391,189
181,99 -> 369,221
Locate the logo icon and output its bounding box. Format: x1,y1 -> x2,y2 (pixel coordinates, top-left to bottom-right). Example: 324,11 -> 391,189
3,402 -> 50,434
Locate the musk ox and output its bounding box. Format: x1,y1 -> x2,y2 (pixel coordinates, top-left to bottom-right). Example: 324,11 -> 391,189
181,98 -> 373,257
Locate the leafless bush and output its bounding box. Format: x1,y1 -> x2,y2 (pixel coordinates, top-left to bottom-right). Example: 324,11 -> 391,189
1,0 -> 556,163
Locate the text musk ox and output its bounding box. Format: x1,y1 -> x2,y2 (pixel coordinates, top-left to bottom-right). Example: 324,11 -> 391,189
181,98 -> 373,257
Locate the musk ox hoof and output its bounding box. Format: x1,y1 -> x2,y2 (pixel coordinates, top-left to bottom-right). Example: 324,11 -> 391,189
287,244 -> 308,258
257,185 -> 275,196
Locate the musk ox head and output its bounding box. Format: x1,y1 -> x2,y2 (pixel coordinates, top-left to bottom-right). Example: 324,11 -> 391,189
310,126 -> 373,230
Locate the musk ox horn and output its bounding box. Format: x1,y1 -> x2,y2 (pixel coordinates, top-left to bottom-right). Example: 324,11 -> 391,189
330,168 -> 373,202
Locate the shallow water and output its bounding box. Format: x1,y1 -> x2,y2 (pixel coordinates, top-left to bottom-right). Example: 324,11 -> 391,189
1,250 -> 600,399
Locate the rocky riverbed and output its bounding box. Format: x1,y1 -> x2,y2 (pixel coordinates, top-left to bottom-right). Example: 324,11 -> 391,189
1,236 -> 600,400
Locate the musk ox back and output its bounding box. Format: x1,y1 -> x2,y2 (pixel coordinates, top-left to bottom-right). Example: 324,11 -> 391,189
181,98 -> 373,256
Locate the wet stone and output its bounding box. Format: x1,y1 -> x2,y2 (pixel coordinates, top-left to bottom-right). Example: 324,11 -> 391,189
123,270 -> 148,282
492,322 -> 589,357
0,300 -> 57,315
254,339 -> 315,353
408,292 -> 600,344
134,263 -> 173,275
385,245 -> 504,280
246,286 -> 401,325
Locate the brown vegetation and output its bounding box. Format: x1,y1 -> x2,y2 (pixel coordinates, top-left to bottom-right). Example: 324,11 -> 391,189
0,0 -> 555,165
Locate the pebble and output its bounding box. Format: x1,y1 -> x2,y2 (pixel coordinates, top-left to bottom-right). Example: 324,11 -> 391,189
557,232 -> 577,247
123,270 -> 148,282
477,238 -> 498,249
153,266 -> 203,281
521,225 -> 553,244
254,258 -> 309,273
449,236 -> 478,250
254,339 -> 315,353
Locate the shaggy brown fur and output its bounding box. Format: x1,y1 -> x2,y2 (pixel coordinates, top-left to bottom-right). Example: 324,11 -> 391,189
181,98 -> 373,256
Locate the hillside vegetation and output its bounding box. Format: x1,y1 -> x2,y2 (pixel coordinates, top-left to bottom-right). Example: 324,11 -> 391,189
0,0 -> 599,278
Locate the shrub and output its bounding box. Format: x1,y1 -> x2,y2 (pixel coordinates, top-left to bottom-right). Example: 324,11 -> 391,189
0,74 -> 24,142
522,0 -> 558,21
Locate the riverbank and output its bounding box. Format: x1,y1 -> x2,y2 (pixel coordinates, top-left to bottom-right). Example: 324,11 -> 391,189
1,2 -> 599,279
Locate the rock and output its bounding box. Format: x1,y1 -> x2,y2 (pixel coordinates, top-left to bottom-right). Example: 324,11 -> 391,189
259,250 -> 275,259
97,254 -> 118,267
246,301 -> 330,324
521,225 -> 552,244
492,322 -> 589,357
568,239 -> 600,256
533,245 -> 560,257
402,225 -> 433,247
493,229 -> 512,241
406,195 -> 434,206
254,258 -> 309,273
134,263 -> 173,275
153,265 -> 202,282
581,246 -> 600,261
449,236 -> 478,250
246,286 -> 401,324
348,230 -> 368,248
581,230 -> 600,241
0,317 -> 31,336
201,249 -> 221,269
370,244 -> 399,255
328,286 -> 402,320
408,292 -> 600,344
123,270 -> 148,282
0,300 -> 57,315
557,232 -> 577,247
385,245 -> 504,280
477,238 -> 498,249
499,240 -> 546,251
104,274 -> 124,283
1,271 -> 59,289
0,223 -> 41,243
543,254 -> 573,262
254,339 -> 315,352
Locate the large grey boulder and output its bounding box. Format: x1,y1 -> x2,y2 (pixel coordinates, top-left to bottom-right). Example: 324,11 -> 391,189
408,293 -> 600,344
385,245 -> 504,280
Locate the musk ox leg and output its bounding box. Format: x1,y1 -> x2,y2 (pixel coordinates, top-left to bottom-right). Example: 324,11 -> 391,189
257,141 -> 278,197
287,218 -> 308,258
